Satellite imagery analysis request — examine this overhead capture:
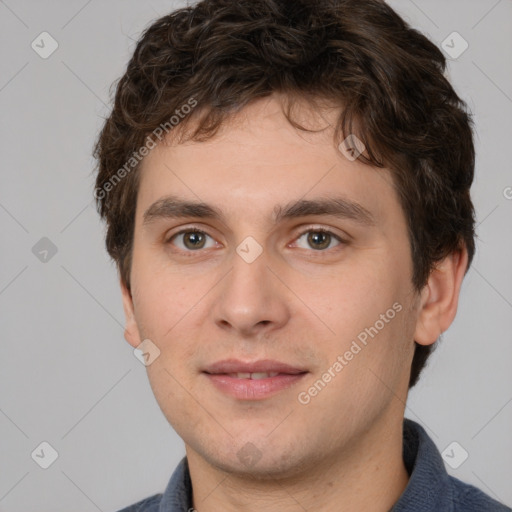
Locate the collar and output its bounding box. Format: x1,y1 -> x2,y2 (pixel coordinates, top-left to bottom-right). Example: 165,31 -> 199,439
390,418 -> 453,511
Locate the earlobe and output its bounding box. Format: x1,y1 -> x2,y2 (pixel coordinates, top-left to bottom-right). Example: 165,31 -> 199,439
120,277 -> 142,348
413,246 -> 469,346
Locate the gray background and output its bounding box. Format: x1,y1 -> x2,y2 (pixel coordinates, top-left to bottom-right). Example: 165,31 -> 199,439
0,0 -> 511,510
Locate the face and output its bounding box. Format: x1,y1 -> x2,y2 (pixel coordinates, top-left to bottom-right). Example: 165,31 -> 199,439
122,95 -> 423,478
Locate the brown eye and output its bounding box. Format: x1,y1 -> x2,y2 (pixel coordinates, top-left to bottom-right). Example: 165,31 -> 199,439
183,231 -> 206,249
168,230 -> 215,251
295,229 -> 344,251
307,231 -> 331,250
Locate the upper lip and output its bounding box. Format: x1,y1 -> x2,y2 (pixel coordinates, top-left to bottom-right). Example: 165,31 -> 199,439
203,359 -> 308,374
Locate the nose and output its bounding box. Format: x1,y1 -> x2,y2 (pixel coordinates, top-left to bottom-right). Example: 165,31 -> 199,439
211,244 -> 291,339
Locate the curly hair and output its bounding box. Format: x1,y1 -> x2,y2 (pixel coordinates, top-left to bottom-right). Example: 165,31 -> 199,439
93,0 -> 476,388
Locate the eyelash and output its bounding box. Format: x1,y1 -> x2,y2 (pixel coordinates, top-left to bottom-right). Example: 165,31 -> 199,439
165,226 -> 348,255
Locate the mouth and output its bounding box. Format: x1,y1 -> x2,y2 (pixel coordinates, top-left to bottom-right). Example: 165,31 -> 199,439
202,359 -> 309,400
222,372 -> 282,379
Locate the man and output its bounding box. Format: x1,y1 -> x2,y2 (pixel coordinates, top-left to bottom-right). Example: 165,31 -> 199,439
93,0 -> 510,510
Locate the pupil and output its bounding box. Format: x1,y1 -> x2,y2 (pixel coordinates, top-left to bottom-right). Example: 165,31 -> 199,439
309,232 -> 329,250
186,232 -> 204,249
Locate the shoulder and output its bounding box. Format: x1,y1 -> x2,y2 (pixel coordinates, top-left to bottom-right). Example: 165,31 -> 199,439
114,456 -> 191,512
397,419 -> 511,511
450,476 -> 511,512
115,493 -> 163,512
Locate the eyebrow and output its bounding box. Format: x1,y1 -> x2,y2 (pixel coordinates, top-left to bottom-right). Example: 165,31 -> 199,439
142,194 -> 376,227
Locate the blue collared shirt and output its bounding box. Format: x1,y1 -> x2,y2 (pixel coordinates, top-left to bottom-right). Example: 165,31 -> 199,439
117,419 -> 511,511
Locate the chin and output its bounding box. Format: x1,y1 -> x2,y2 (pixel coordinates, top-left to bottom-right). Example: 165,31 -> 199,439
194,436 -> 316,481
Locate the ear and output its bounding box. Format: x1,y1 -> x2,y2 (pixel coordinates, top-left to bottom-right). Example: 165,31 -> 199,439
414,245 -> 469,346
120,277 -> 142,348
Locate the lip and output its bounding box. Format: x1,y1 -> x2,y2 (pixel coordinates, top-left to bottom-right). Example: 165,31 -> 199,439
203,359 -> 308,400
203,358 -> 307,374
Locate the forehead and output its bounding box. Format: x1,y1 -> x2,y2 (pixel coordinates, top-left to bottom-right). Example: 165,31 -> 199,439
135,96 -> 400,227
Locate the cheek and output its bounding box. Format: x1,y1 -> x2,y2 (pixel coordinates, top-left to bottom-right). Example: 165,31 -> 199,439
131,261 -> 208,363
306,257 -> 398,335
305,254 -> 413,384
132,263 -> 196,336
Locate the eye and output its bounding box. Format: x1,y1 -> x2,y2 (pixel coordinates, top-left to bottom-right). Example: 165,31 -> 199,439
294,228 -> 345,251
166,227 -> 347,254
167,229 -> 217,251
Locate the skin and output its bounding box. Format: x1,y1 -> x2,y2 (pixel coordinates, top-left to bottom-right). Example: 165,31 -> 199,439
121,95 -> 468,511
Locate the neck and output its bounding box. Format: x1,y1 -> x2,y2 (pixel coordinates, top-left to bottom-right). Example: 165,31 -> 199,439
186,411 -> 410,512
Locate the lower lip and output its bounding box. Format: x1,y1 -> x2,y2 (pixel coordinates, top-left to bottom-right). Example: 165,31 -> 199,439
204,373 -> 307,400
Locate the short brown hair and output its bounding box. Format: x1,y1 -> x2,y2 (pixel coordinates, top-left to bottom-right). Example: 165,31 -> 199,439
93,0 -> 476,388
